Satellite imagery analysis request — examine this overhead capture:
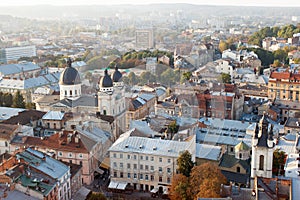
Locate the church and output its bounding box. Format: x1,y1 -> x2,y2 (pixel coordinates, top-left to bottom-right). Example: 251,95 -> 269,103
36,58 -> 127,136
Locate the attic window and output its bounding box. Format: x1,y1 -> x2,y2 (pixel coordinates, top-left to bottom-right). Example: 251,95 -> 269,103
153,147 -> 157,150
125,144 -> 129,148
139,145 -> 143,149
168,149 -> 172,152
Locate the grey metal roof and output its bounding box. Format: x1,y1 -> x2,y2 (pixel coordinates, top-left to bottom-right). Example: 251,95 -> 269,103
196,143 -> 221,161
109,132 -> 196,158
0,62 -> 40,76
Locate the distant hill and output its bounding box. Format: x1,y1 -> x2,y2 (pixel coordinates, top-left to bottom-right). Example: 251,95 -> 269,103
0,4 -> 299,19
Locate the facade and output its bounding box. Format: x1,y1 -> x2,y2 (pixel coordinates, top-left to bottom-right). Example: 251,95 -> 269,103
0,45 -> 36,64
11,127 -> 112,185
135,28 -> 154,49
98,67 -> 126,135
0,124 -> 20,154
126,93 -> 156,130
14,148 -> 71,200
251,115 -> 275,179
268,71 -> 300,101
108,131 -> 196,191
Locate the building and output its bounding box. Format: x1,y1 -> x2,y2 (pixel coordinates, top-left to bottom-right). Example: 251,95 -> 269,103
6,148 -> 71,200
11,127 -> 112,185
98,67 -> 126,135
0,124 -> 21,154
0,45 -> 36,64
268,70 -> 300,101
108,131 -> 196,192
251,114 -> 275,179
0,62 -> 40,79
59,58 -> 82,101
135,28 -> 154,49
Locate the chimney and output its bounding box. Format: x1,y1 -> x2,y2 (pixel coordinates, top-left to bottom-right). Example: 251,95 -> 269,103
75,134 -> 80,143
67,134 -> 72,144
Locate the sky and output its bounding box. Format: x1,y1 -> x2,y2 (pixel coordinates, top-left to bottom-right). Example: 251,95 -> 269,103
1,0 -> 300,7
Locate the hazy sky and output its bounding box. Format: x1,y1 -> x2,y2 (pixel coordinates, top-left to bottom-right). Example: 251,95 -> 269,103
1,0 -> 300,7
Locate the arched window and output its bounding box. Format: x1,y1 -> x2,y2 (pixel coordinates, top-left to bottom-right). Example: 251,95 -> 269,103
239,153 -> 242,159
70,90 -> 72,96
65,90 -> 67,96
237,166 -> 240,173
259,155 -> 264,170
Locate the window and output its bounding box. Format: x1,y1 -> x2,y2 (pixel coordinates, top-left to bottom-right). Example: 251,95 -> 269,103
75,90 -> 77,95
70,90 -> 72,96
134,173 -> 137,179
150,166 -> 154,171
120,163 -> 123,168
230,147 -> 234,152
145,165 -> 149,171
140,174 -> 143,180
114,171 -> 117,177
127,173 -> 131,178
127,163 -> 131,169
140,156 -> 143,160
134,155 -> 137,160
80,161 -> 82,166
159,176 -> 162,182
140,165 -> 143,170
113,153 -> 116,158
159,167 -> 162,172
146,156 -> 149,160
58,152 -> 62,156
65,90 -> 67,96
79,154 -> 83,158
151,157 -> 154,161
113,162 -> 117,168
167,177 -> 171,183
151,175 -> 154,181
127,155 -> 130,159
68,153 -> 72,158
239,153 -> 242,159
259,155 -> 264,170
168,159 -> 171,163
145,174 -> 149,180
134,164 -> 137,169
159,157 -> 162,162
120,172 -> 124,178
120,154 -> 123,159
167,168 -> 171,173
237,167 -> 240,173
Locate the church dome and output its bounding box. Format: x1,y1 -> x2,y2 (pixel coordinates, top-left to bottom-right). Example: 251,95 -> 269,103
59,58 -> 81,85
111,66 -> 122,82
99,69 -> 113,88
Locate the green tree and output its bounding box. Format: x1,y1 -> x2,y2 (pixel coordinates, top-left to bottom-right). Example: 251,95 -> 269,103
13,91 -> 25,108
273,149 -> 286,175
170,174 -> 192,200
180,71 -> 192,84
219,73 -> 231,84
177,150 -> 194,177
273,49 -> 288,63
127,72 -> 138,86
0,92 -> 3,106
139,71 -> 157,85
25,102 -> 36,109
3,93 -> 13,107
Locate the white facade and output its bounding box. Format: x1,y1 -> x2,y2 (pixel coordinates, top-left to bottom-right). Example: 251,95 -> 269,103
108,131 -> 196,191
60,83 -> 82,100
215,59 -> 234,79
251,117 -> 275,179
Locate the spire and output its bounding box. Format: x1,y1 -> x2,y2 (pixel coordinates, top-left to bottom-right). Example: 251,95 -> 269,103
67,57 -> 72,68
254,123 -> 259,139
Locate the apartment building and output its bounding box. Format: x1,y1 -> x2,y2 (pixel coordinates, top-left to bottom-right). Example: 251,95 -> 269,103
108,131 -> 196,192
268,71 -> 300,101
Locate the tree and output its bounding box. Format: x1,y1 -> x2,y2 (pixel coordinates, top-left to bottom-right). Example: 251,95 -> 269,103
3,93 -> 13,107
273,49 -> 287,63
219,41 -> 229,53
273,60 -> 282,67
139,71 -> 157,85
180,71 -> 192,84
177,150 -> 194,177
219,73 -> 231,84
273,149 -> 286,175
12,91 -> 25,108
86,192 -> 107,200
170,174 -> 192,200
190,163 -> 227,198
127,72 -> 138,86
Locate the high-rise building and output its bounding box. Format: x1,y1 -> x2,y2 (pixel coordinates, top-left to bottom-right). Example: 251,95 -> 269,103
135,28 -> 154,49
